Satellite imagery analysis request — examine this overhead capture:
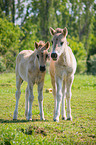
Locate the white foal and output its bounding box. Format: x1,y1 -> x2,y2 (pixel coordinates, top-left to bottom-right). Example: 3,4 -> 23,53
13,41 -> 50,121
49,27 -> 76,122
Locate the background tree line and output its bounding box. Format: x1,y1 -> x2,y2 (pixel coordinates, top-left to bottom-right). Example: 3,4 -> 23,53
0,0 -> 96,74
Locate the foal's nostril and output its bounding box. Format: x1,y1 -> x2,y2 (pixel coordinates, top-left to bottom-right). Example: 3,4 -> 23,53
40,66 -> 46,72
51,53 -> 57,59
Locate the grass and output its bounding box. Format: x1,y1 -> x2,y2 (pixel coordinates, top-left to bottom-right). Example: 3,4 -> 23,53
0,73 -> 96,145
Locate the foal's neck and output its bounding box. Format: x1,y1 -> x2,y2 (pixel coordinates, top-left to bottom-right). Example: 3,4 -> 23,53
58,45 -> 71,67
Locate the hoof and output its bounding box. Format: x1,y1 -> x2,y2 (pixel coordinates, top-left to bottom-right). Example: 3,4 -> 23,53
27,118 -> 32,121
53,118 -> 59,122
41,118 -> 45,121
13,116 -> 17,120
27,114 -> 32,121
67,117 -> 72,121
62,117 -> 66,120
13,118 -> 17,121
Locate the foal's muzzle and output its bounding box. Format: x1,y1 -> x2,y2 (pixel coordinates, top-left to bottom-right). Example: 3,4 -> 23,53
51,53 -> 57,61
40,66 -> 46,72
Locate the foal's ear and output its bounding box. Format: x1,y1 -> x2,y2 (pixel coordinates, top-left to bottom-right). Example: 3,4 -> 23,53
63,27 -> 68,37
45,41 -> 50,50
35,42 -> 39,49
50,27 -> 56,35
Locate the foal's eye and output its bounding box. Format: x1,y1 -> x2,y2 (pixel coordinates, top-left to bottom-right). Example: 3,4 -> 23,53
37,54 -> 39,59
60,42 -> 64,46
46,54 -> 48,58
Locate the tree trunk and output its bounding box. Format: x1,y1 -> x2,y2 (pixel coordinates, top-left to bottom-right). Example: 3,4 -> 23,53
5,0 -> 9,16
12,0 -> 15,24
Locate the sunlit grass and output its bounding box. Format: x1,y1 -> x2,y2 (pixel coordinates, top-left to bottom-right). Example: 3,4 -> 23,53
0,73 -> 96,144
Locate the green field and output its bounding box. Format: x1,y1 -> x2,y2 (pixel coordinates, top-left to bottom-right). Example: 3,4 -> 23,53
0,73 -> 96,145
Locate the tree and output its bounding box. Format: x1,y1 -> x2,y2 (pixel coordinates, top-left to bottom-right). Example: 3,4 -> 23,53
0,0 -> 95,73
0,18 -> 24,71
19,18 -> 38,51
86,3 -> 96,73
0,0 -> 15,23
31,0 -> 58,41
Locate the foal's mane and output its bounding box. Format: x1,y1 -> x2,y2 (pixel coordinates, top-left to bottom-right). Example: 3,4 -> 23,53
55,28 -> 63,34
38,41 -> 45,47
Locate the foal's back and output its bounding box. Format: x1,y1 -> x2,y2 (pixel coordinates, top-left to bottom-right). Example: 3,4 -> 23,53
16,50 -> 34,82
16,50 -> 33,63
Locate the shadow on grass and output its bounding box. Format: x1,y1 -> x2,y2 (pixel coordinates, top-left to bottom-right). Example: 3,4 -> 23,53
0,119 -> 49,123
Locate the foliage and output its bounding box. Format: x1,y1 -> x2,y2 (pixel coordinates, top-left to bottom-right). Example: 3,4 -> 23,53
31,0 -> 58,41
67,37 -> 86,73
86,11 -> 96,74
88,54 -> 96,75
20,19 -> 39,51
0,73 -> 96,144
0,56 -> 6,72
0,18 -> 24,71
0,18 -> 23,55
0,1 -> 96,73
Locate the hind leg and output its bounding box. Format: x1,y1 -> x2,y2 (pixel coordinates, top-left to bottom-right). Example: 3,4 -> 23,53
25,85 -> 29,119
62,80 -> 66,120
50,76 -> 56,120
13,75 -> 23,120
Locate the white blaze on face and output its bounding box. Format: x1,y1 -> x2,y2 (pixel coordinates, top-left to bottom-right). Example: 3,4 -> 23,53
55,39 -> 67,57
56,46 -> 64,56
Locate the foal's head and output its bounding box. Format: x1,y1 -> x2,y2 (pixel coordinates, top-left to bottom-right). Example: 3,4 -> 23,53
50,27 -> 68,61
35,41 -> 50,72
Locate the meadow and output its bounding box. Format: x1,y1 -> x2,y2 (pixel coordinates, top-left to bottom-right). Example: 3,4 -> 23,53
0,73 -> 96,145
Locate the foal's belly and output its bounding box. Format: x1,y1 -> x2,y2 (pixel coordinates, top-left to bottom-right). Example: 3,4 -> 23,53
19,62 -> 28,82
55,65 -> 73,79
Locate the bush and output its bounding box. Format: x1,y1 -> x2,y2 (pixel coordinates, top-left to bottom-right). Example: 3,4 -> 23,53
67,37 -> 86,73
0,18 -> 39,72
0,56 -> 6,72
89,54 -> 96,75
87,33 -> 96,74
0,18 -> 24,72
5,51 -> 17,71
0,18 -> 24,55
19,19 -> 39,51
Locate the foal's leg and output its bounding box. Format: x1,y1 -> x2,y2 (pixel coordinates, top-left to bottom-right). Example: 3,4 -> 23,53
25,85 -> 29,119
66,75 -> 74,120
51,77 -> 56,120
13,75 -> 23,120
62,80 -> 66,120
28,80 -> 34,120
53,86 -> 57,120
38,82 -> 45,120
54,76 -> 62,122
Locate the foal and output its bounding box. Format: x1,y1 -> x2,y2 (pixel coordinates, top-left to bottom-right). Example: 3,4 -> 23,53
13,41 -> 50,120
49,27 -> 76,122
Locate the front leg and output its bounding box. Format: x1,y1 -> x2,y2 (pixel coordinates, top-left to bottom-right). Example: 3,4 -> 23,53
13,76 -> 23,120
54,76 -> 62,122
28,79 -> 34,121
62,80 -> 66,120
25,85 -> 29,119
38,81 -> 45,120
66,76 -> 74,121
